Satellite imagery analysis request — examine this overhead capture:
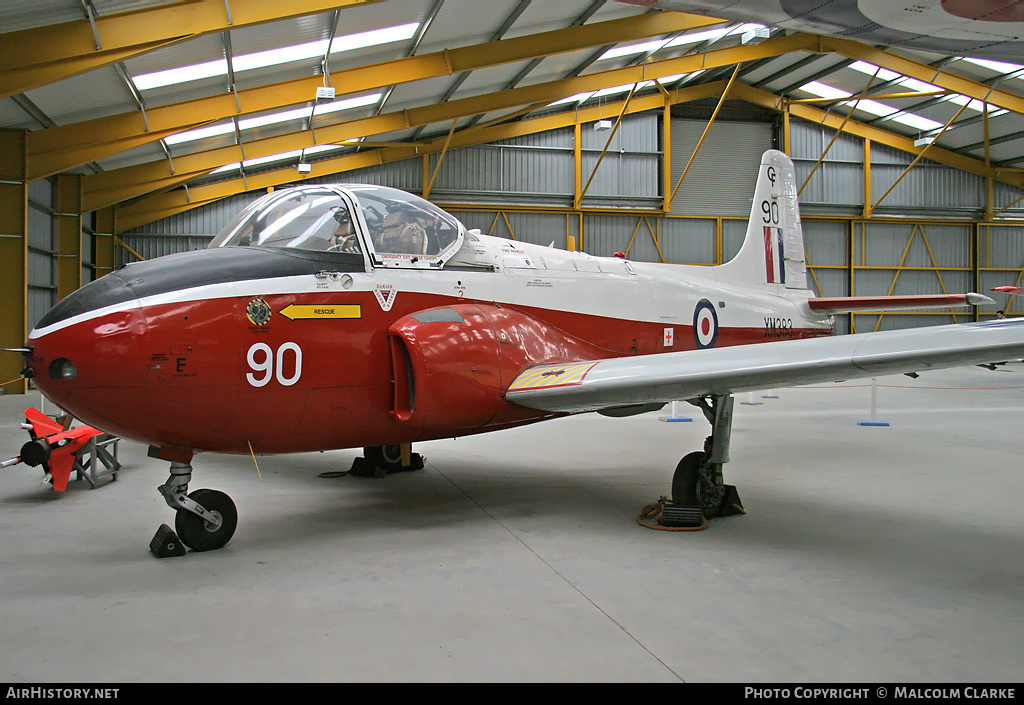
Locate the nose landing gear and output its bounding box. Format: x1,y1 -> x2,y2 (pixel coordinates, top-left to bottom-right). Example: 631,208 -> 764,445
151,461 -> 238,556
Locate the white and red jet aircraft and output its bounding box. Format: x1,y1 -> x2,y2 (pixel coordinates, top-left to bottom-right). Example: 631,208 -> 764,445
18,150 -> 1024,551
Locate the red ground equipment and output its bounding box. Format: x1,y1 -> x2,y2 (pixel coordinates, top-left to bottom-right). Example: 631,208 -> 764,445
1,408 -> 104,491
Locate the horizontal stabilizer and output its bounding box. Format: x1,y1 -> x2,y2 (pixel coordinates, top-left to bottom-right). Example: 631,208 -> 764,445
992,286 -> 1024,296
807,293 -> 993,314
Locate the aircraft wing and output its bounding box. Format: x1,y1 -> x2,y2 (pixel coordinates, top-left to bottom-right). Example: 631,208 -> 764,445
505,319 -> 1024,414
992,286 -> 1024,296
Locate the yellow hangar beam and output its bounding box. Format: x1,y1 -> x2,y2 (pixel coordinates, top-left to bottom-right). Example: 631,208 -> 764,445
115,77 -> 1024,231
27,11 -> 725,180
732,83 -> 1024,190
822,37 -> 1024,116
84,33 -> 815,212
110,83 -> 728,231
0,0 -> 378,99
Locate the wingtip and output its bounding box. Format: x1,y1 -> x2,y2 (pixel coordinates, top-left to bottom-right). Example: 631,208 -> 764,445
966,292 -> 996,305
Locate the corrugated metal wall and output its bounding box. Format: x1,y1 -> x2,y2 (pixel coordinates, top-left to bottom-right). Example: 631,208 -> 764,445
669,119 -> 772,217
26,178 -> 55,330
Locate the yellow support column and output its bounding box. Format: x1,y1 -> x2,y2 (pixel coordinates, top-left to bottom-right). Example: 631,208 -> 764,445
94,207 -> 116,279
662,103 -> 672,212
781,99 -> 791,155
56,173 -> 83,301
573,121 -> 582,211
0,129 -> 28,393
862,138 -> 872,219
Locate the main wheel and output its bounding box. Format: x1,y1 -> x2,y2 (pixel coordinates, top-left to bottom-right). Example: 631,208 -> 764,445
671,452 -> 724,519
363,444 -> 404,471
175,489 -> 237,552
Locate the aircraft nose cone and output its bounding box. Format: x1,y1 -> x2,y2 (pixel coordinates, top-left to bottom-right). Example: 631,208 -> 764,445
27,273 -> 148,420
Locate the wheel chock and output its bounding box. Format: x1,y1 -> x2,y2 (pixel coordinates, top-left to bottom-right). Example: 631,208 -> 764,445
660,503 -> 705,528
346,453 -> 425,478
150,523 -> 187,558
718,485 -> 745,516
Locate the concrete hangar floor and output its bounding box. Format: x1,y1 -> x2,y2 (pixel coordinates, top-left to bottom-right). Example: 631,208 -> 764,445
0,364 -> 1022,683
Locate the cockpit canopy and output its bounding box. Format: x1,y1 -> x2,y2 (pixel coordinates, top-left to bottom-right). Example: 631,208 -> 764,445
208,184 -> 465,267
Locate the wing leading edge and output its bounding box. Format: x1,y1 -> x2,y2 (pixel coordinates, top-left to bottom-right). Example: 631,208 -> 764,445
505,319 -> 1024,414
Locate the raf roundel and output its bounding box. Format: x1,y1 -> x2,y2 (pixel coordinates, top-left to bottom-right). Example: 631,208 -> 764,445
693,299 -> 719,349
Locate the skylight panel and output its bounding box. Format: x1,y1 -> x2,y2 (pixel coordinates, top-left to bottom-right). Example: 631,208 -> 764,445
133,58 -> 229,90
231,40 -> 330,73
232,23 -> 419,73
600,38 -> 673,61
312,92 -> 381,115
797,81 -> 945,130
853,99 -> 898,118
889,112 -> 943,131
164,122 -> 236,145
165,93 -> 381,146
959,56 -> 1024,74
329,22 -> 420,54
943,94 -> 1007,116
210,144 -> 343,174
798,81 -> 850,100
598,23 -> 763,62
591,83 -> 641,99
848,61 -> 900,83
550,92 -> 594,106
663,27 -> 731,49
238,107 -> 313,131
133,22 -> 419,90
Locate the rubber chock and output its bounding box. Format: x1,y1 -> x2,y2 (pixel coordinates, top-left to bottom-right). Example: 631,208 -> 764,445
150,523 -> 187,558
347,453 -> 425,478
718,485 -> 745,516
660,503 -> 705,528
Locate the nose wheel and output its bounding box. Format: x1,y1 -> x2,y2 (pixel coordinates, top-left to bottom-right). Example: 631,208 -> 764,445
153,462 -> 237,555
174,488 -> 237,552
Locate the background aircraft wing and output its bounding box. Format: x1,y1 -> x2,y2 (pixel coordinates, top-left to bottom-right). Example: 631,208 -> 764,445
505,319 -> 1024,414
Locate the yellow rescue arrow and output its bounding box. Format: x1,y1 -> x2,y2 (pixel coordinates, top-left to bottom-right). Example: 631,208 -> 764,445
278,304 -> 361,320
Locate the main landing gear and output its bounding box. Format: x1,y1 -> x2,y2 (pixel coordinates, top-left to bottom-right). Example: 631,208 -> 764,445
348,443 -> 424,478
671,394 -> 744,521
151,462 -> 237,556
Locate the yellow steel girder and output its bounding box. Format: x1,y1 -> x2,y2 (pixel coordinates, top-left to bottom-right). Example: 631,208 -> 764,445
85,33 -> 815,212
29,11 -> 726,180
112,85 -> 729,231
732,84 -> 1024,190
0,0 -> 378,99
822,38 -> 1024,116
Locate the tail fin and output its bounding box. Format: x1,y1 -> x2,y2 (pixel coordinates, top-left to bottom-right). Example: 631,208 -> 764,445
717,149 -> 808,292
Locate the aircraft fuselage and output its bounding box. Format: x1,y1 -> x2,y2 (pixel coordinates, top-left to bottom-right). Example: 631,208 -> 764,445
26,229 -> 831,460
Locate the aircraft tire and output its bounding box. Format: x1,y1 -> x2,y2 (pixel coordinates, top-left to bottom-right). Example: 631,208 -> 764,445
671,452 -> 722,519
364,444 -> 404,471
175,489 -> 238,552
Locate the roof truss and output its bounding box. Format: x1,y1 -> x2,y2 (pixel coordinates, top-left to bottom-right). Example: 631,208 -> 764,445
6,4 -> 1024,232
